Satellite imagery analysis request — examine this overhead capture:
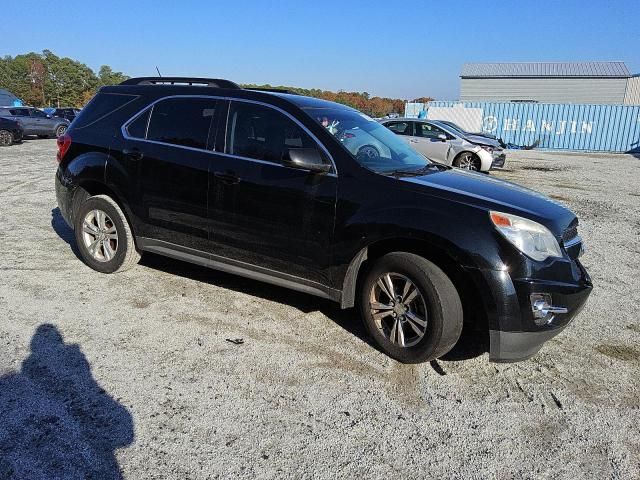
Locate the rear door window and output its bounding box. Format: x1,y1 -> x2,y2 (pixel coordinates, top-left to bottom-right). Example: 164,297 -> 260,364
226,101 -> 318,163
146,97 -> 217,150
385,121 -> 412,136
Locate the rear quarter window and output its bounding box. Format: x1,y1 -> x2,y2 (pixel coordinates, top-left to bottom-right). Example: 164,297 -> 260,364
73,92 -> 139,129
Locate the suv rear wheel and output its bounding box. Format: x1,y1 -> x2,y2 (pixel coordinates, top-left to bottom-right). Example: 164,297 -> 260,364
359,252 -> 463,363
73,195 -> 140,273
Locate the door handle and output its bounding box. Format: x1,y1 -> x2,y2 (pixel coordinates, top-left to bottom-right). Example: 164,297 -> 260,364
213,171 -> 240,185
122,148 -> 144,161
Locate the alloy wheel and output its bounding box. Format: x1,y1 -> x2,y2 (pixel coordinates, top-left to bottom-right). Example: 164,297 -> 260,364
81,209 -> 118,262
56,125 -> 67,137
0,130 -> 12,146
457,153 -> 478,171
369,273 -> 428,347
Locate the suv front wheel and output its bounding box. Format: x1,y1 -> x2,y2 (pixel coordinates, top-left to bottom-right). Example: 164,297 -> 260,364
359,252 -> 463,363
73,195 -> 140,273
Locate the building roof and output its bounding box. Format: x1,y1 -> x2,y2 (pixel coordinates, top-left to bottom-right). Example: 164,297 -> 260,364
461,62 -> 631,78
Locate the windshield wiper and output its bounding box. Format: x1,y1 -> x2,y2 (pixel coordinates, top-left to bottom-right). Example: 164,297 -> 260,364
382,163 -> 448,177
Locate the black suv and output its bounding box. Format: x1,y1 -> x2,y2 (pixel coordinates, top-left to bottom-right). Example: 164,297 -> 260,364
0,117 -> 23,146
55,77 -> 592,363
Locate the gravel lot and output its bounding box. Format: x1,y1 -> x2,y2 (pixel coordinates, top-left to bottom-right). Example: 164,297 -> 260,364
0,139 -> 638,479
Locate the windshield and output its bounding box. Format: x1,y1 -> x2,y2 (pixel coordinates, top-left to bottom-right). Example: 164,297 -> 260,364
440,121 -> 468,136
303,107 -> 429,173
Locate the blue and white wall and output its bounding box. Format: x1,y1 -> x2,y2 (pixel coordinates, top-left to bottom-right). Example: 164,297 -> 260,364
406,101 -> 640,152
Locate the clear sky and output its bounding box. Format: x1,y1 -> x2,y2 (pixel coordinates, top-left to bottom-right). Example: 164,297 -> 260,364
3,0 -> 639,100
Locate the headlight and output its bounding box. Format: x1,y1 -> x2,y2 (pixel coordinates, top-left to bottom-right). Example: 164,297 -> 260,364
490,211 -> 562,261
479,145 -> 494,153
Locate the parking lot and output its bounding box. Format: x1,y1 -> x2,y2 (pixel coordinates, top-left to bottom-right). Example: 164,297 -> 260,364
0,139 -> 638,478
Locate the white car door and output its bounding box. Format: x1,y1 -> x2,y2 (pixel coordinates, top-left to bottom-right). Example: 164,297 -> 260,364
410,122 -> 452,163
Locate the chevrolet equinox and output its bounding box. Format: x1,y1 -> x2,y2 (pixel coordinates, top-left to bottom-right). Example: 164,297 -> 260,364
55,77 -> 592,363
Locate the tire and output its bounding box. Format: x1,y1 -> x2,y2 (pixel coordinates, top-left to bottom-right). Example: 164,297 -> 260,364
0,130 -> 12,146
359,252 -> 463,363
55,125 -> 67,137
73,194 -> 140,273
453,152 -> 481,171
38,135 -> 49,139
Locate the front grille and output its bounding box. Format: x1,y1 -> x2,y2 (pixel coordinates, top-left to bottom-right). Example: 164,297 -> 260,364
562,221 -> 579,243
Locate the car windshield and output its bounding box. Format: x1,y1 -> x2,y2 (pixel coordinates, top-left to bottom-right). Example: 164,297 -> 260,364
303,107 -> 429,173
440,121 -> 468,136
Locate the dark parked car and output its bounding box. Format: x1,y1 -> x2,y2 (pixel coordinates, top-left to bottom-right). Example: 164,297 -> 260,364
52,107 -> 81,122
0,106 -> 69,138
0,117 -> 24,146
55,77 -> 592,363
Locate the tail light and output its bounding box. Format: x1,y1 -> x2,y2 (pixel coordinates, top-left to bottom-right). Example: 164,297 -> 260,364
57,134 -> 72,163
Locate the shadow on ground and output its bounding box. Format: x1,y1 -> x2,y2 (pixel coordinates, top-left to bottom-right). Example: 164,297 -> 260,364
51,207 -> 81,259
0,324 -> 134,479
50,207 -> 486,368
140,253 -> 488,364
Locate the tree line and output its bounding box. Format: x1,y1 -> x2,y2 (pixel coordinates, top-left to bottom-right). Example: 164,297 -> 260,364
0,50 -> 432,116
0,50 -> 129,108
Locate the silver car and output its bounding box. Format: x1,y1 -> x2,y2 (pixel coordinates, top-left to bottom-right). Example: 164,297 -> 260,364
380,118 -> 506,172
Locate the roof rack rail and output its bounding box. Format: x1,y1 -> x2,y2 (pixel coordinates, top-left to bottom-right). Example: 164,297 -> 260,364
245,87 -> 299,95
120,77 -> 240,89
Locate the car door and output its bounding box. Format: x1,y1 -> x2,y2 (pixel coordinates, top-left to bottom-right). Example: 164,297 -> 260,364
118,96 -> 219,252
208,100 -> 337,286
10,108 -> 36,134
29,108 -> 54,134
410,122 -> 452,162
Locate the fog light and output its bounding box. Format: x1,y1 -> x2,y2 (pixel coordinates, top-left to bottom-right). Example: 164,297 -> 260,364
530,293 -> 569,326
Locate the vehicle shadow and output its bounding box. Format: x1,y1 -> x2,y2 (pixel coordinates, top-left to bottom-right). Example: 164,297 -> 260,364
0,324 -> 134,479
51,207 -> 82,259
140,253 -> 487,363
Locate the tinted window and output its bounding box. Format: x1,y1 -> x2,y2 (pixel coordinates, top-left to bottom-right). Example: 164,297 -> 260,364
385,121 -> 412,136
10,109 -> 30,116
227,101 -> 319,163
414,122 -> 446,139
126,109 -> 150,139
31,109 -> 47,118
73,92 -> 138,129
146,98 -> 217,149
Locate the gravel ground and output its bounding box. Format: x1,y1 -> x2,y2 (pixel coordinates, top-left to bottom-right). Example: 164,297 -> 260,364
0,139 -> 638,479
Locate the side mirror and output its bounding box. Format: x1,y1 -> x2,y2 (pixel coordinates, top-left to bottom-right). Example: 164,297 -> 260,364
283,148 -> 332,174
437,133 -> 447,142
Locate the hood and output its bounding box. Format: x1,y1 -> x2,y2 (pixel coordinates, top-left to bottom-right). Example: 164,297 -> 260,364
464,134 -> 501,148
401,168 -> 575,236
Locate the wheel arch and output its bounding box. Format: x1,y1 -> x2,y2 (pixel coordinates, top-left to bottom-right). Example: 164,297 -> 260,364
70,180 -> 135,238
340,236 -> 492,334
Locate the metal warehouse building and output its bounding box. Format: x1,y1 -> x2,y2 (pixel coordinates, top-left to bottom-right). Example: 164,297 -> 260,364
460,62 -> 637,104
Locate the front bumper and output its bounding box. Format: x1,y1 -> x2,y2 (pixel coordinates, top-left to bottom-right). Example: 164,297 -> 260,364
470,256 -> 592,362
491,152 -> 506,169
489,276 -> 591,361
